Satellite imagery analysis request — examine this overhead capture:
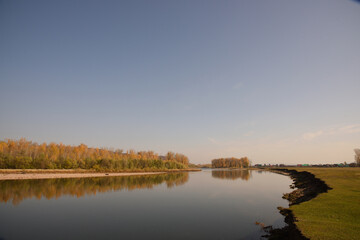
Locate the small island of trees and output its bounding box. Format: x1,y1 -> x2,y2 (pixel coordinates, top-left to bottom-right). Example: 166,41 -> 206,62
0,138 -> 189,171
212,157 -> 250,168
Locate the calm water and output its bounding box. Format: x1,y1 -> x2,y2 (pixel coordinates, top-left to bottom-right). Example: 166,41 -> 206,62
0,170 -> 292,240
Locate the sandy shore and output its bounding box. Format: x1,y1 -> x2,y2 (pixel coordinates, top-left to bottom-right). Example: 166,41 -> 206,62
0,172 -> 166,180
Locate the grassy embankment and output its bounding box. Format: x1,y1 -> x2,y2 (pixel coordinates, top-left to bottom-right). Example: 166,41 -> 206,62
286,168 -> 360,240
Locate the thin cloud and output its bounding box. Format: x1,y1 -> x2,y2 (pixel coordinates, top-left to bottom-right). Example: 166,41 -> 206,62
303,131 -> 323,140
208,137 -> 219,144
303,124 -> 360,140
337,124 -> 360,134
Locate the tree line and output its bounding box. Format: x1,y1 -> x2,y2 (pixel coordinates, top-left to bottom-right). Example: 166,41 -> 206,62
211,157 -> 250,168
0,138 -> 189,170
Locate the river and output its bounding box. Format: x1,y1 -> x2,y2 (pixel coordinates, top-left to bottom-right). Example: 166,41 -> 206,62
0,169 -> 292,240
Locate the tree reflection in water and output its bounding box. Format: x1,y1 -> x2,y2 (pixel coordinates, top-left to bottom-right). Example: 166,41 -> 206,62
0,173 -> 189,205
212,169 -> 252,181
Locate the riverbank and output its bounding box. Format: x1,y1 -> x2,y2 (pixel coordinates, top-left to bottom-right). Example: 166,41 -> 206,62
204,167 -> 260,170
0,168 -> 200,180
269,168 -> 360,240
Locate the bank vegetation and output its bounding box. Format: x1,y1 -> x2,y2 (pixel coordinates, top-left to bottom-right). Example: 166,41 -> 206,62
0,139 -> 189,171
211,157 -> 250,168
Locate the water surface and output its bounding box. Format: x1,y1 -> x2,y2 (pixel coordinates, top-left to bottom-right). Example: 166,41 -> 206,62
0,170 -> 292,240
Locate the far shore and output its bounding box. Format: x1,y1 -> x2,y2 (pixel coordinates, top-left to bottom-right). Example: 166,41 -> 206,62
0,168 -> 200,180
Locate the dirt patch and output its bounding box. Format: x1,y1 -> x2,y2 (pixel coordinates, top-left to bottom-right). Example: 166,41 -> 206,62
0,168 -> 201,180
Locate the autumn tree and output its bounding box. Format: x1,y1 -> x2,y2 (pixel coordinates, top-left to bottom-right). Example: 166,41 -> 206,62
0,139 -> 189,171
212,157 -> 250,168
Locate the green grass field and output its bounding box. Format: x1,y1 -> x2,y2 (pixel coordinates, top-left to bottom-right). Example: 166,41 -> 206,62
288,168 -> 360,240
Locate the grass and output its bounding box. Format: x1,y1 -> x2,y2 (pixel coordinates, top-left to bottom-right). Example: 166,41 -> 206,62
287,168 -> 360,240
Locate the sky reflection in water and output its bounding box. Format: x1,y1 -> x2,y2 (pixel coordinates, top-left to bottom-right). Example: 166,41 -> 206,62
0,170 -> 292,240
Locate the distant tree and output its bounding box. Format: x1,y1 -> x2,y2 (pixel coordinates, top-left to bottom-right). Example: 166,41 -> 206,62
355,149 -> 360,166
166,151 -> 175,161
212,157 -> 250,168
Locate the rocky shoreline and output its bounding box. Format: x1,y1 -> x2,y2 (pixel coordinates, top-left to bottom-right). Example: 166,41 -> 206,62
265,168 -> 332,240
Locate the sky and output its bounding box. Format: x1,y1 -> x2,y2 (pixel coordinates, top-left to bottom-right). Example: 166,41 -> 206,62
0,0 -> 359,164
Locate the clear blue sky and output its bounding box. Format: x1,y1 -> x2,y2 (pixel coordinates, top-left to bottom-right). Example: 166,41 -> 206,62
1,0 -> 359,164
